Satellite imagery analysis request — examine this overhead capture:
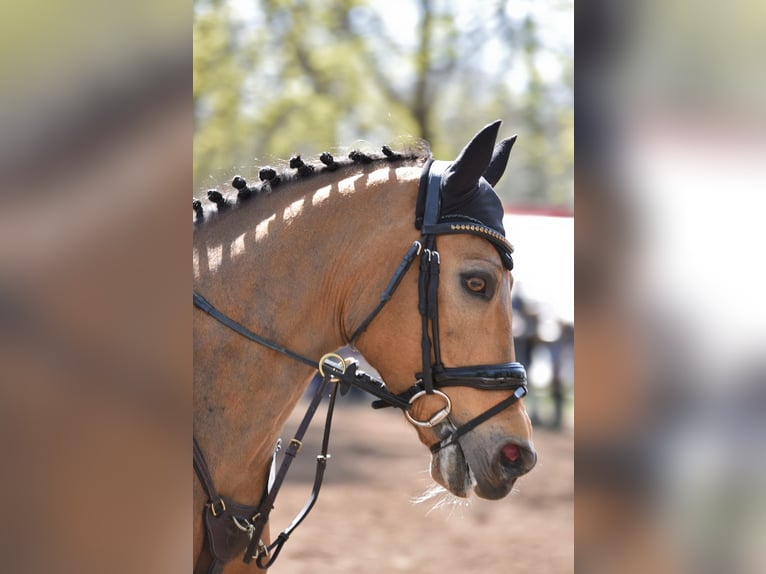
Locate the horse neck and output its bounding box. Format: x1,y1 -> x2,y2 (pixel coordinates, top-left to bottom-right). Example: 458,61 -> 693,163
193,163 -> 422,498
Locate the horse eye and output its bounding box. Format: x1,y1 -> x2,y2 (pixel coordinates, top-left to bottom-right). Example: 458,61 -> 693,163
465,276 -> 487,294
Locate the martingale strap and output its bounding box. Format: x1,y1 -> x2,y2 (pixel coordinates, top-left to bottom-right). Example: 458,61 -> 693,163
246,374 -> 339,568
194,371 -> 339,573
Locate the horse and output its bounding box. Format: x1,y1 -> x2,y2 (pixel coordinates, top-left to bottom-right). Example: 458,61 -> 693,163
193,121 -> 537,572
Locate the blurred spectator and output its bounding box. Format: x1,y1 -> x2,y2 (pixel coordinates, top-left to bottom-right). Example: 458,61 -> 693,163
514,291 -> 573,431
513,292 -> 542,425
548,320 -> 574,430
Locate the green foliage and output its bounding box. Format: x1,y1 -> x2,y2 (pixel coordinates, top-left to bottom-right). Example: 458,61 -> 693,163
194,0 -> 572,209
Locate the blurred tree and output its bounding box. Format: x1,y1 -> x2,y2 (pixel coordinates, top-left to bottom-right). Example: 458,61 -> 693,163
194,0 -> 572,209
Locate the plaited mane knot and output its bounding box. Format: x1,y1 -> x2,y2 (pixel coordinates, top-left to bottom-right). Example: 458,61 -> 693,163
349,150 -> 373,164
207,189 -> 226,209
259,167 -> 280,193
231,175 -> 254,200
381,145 -> 402,160
259,167 -> 278,182
193,199 -> 203,220
319,152 -> 340,171
289,155 -> 315,177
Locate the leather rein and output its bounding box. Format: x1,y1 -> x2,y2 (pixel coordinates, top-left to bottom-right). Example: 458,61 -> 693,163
193,159 -> 528,571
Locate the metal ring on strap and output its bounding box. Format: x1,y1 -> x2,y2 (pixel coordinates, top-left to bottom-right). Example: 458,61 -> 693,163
318,353 -> 346,379
405,389 -> 452,428
209,498 -> 226,517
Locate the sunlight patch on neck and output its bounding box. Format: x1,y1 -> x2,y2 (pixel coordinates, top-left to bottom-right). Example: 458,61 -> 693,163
337,174 -> 363,196
283,198 -> 305,223
206,244 -> 222,274
311,184 -> 332,207
255,214 -> 276,242
366,166 -> 393,186
230,232 -> 246,259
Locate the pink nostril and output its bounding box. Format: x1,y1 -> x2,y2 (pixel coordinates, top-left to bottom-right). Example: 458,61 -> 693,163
501,443 -> 520,463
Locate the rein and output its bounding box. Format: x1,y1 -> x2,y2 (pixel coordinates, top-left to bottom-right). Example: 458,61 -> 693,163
193,159 -> 528,571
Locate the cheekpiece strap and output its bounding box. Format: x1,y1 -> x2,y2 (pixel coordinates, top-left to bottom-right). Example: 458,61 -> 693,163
422,160 -> 450,227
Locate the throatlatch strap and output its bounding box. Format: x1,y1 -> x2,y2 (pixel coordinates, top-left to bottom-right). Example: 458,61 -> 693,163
349,241 -> 422,346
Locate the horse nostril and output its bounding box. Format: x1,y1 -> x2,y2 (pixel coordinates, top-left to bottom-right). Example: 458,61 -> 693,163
502,443 -> 520,463
499,442 -> 536,475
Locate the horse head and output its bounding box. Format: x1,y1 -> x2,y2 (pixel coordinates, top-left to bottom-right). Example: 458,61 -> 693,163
353,121 -> 537,500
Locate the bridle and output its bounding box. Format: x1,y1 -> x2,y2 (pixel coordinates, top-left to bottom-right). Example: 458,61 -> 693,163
356,158 -> 528,452
193,159 -> 528,572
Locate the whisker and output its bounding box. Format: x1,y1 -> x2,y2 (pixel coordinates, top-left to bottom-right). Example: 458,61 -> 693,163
412,484 -> 471,517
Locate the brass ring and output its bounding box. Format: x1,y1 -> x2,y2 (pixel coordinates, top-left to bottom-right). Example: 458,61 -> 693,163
209,498 -> 226,517
318,353 -> 346,378
405,389 -> 452,428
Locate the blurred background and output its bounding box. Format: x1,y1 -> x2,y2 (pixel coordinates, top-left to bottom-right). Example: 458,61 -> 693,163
1,1 -> 191,573
576,0 -> 766,572
193,0 -> 574,211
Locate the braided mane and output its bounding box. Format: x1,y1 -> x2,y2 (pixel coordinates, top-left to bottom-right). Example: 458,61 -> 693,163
193,145 -> 429,225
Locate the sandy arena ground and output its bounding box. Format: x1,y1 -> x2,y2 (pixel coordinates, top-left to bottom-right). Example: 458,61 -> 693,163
267,399 -> 573,573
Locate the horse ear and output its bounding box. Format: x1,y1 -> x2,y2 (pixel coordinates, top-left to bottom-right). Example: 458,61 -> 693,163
482,135 -> 517,187
442,120 -> 502,196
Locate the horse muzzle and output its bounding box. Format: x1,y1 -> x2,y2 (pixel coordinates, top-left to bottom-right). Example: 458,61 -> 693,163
417,362 -> 536,499
431,423 -> 537,500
